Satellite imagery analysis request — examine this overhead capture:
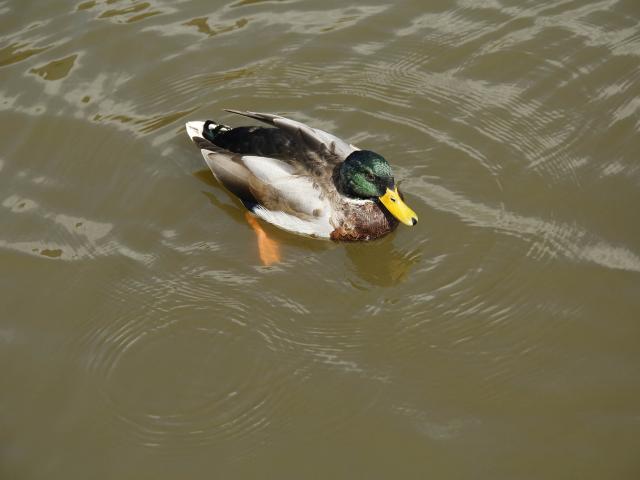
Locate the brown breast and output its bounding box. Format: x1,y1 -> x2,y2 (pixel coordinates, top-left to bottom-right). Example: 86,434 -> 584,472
330,201 -> 399,241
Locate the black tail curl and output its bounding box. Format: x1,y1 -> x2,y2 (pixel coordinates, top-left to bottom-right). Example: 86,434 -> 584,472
202,120 -> 230,143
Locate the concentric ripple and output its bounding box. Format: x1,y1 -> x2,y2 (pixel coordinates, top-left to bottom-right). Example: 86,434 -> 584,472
72,269 -> 291,454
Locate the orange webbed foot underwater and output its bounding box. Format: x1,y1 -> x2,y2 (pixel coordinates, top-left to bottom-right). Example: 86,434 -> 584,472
245,212 -> 281,266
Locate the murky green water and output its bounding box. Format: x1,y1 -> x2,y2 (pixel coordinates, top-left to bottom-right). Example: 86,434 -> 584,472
2,0 -> 640,478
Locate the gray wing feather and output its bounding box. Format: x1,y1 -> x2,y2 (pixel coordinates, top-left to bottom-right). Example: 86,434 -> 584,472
200,148 -> 258,208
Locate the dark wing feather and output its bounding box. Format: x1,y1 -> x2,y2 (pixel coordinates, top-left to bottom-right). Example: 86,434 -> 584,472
211,126 -> 300,160
224,109 -> 356,164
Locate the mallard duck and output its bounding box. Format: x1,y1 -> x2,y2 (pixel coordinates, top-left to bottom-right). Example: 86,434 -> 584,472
185,110 -> 417,241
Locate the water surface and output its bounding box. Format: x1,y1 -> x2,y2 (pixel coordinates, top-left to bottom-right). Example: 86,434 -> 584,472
1,0 -> 640,478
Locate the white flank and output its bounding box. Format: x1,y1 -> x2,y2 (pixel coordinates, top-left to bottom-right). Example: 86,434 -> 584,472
252,206 -> 333,239
241,155 -> 296,181
242,155 -> 325,217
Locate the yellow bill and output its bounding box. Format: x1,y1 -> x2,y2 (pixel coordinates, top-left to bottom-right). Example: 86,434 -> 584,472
379,187 -> 418,226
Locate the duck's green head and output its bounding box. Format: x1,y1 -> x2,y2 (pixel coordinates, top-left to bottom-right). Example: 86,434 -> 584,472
339,150 -> 418,226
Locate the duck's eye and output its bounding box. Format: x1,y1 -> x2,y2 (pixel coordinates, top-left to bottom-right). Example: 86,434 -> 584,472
365,173 -> 375,182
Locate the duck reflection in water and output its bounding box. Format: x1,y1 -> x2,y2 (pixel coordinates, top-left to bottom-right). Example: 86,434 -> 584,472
345,237 -> 421,287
